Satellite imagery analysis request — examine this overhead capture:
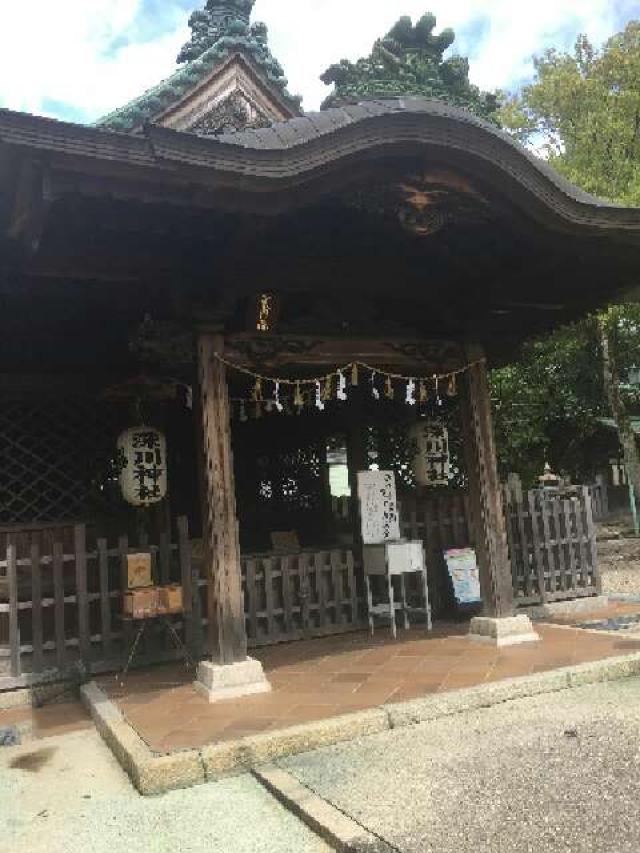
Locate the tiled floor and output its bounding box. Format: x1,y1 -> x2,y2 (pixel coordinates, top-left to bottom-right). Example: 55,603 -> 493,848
98,618 -> 640,755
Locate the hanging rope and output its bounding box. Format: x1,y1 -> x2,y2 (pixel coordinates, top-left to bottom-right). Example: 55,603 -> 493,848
221,351 -> 485,418
214,352 -> 484,388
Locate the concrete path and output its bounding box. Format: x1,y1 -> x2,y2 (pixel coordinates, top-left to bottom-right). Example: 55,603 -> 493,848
278,676 -> 640,853
1,728 -> 330,853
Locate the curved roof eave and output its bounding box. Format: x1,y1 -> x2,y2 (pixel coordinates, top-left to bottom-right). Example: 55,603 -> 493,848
144,97 -> 640,236
2,98 -> 640,239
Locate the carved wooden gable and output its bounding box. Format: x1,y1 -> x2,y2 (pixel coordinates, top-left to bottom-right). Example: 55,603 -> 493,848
157,55 -> 286,136
97,2 -> 301,136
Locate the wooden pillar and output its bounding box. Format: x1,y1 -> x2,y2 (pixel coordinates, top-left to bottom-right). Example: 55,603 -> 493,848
346,424 -> 368,547
461,344 -> 514,618
197,333 -> 248,665
346,425 -> 368,497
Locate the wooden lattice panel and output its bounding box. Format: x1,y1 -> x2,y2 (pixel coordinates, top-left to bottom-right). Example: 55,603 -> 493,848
505,486 -> 600,605
241,549 -> 362,646
0,399 -> 123,524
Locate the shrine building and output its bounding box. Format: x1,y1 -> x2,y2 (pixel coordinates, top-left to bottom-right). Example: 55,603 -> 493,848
2,1 -> 640,697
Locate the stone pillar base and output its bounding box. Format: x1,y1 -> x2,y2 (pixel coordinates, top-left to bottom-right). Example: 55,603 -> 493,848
194,657 -> 271,703
469,614 -> 540,647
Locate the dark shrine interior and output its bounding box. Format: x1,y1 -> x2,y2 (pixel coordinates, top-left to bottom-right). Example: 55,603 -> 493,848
2,152 -> 640,568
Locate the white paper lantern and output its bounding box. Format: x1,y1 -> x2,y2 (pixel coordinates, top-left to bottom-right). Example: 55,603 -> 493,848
410,421 -> 450,487
117,426 -> 168,507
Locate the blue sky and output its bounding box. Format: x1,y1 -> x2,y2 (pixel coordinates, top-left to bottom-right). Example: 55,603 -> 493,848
0,0 -> 638,124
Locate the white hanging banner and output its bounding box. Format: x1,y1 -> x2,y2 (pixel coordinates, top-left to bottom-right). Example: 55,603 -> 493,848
411,420 -> 450,486
357,470 -> 401,545
117,426 -> 168,507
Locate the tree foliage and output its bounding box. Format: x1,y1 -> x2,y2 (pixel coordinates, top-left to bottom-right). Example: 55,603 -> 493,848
498,22 -> 640,204
492,22 -> 640,488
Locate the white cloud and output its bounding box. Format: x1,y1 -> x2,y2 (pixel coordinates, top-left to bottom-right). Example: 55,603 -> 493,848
0,0 -> 634,121
0,0 -> 187,119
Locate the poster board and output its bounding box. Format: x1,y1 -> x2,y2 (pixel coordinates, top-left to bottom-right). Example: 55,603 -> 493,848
357,470 -> 401,545
444,548 -> 482,605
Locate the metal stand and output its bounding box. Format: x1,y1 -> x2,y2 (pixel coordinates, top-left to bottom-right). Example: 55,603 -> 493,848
363,541 -> 432,638
365,570 -> 431,638
117,614 -> 194,686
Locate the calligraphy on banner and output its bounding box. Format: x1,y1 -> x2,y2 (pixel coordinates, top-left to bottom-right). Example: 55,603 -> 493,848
357,470 -> 401,545
117,426 -> 168,507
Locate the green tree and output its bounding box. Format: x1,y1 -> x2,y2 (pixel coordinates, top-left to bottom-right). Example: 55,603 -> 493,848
498,22 -> 640,204
495,21 -> 640,497
490,321 -> 607,486
490,311 -> 640,488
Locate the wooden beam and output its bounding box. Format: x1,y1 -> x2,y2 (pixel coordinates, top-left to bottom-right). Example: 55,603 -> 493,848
197,332 -> 247,665
461,343 -> 514,618
223,334 -> 465,374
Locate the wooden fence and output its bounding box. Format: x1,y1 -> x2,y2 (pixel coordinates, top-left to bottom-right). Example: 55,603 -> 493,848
241,550 -> 361,646
588,475 -> 610,522
1,484 -> 601,687
0,517 -> 362,688
0,519 -> 197,688
504,485 -> 599,605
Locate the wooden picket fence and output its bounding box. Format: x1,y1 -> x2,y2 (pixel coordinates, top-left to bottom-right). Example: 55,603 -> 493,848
0,518 -> 197,688
588,475 -> 610,522
0,517 -> 362,688
241,550 -> 361,646
504,484 -> 599,605
0,484 -> 602,687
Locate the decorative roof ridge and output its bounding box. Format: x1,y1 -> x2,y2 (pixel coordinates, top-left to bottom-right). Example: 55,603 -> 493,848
96,2 -> 301,133
320,13 -> 497,123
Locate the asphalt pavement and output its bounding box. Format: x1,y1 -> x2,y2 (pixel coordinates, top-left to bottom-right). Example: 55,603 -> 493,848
278,676 -> 640,853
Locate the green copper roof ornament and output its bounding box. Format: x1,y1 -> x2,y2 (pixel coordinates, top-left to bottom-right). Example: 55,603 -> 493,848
320,12 -> 498,122
96,0 -> 300,133
178,0 -> 256,63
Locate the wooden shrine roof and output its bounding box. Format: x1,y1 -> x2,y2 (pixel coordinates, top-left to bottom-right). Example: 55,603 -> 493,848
2,98 -> 640,371
1,97 -> 637,235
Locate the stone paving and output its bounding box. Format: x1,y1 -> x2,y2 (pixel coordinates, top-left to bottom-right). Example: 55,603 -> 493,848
1,729 -> 331,853
277,676 -> 640,853
97,618 -> 640,754
0,698 -> 92,745
542,600 -> 640,628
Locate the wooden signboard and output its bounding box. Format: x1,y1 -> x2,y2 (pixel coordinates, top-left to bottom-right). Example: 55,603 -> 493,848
357,470 -> 401,545
126,553 -> 152,589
